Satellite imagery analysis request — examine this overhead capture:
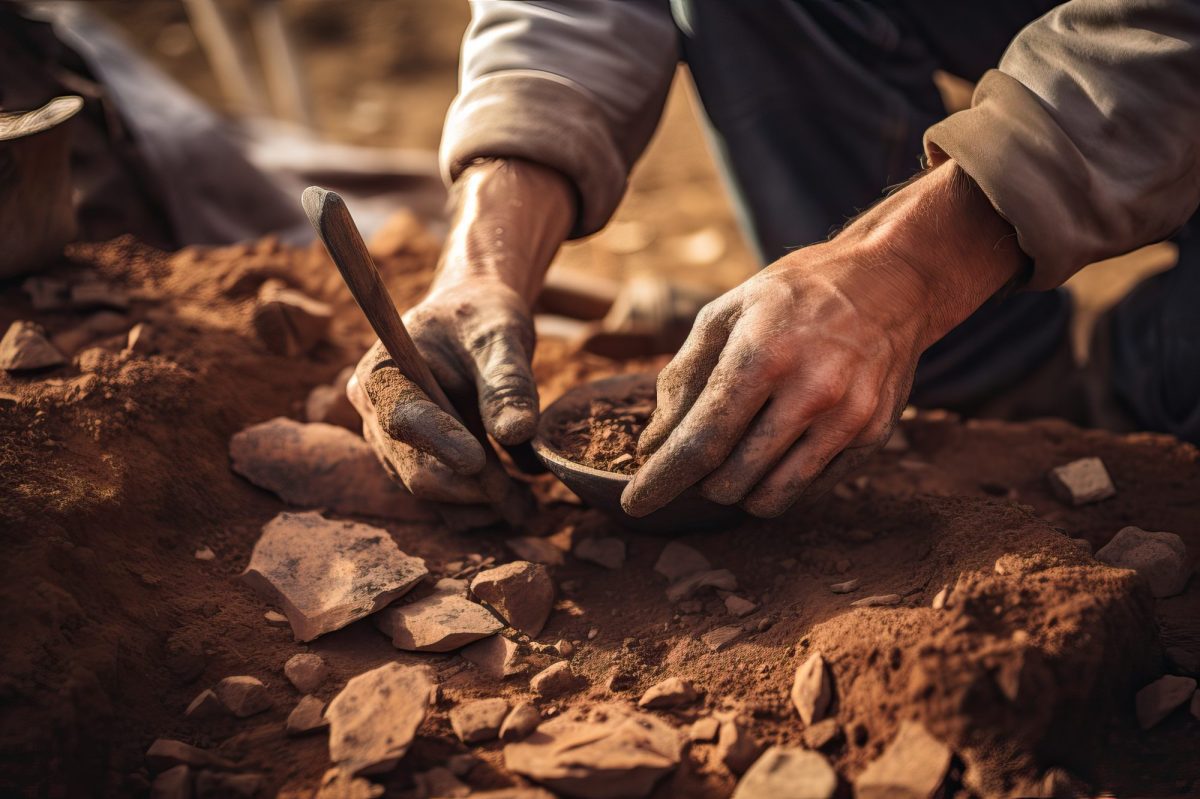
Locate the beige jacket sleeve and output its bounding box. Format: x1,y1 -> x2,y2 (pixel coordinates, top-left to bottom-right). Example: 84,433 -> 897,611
440,1 -> 678,238
925,0 -> 1200,290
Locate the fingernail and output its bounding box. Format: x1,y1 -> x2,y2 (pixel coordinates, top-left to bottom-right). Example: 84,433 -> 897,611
489,403 -> 536,445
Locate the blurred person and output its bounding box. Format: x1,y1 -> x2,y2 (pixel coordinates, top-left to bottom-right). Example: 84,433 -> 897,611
351,0 -> 1200,522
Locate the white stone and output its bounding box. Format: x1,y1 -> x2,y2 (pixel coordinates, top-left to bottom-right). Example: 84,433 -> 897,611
1048,457 -> 1115,506
375,578 -> 503,652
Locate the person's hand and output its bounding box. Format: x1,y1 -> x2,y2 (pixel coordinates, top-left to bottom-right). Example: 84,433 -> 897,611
621,162 -> 1025,518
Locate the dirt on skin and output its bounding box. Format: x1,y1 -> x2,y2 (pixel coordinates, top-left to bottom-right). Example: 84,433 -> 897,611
1,223 -> 1199,799
545,382 -> 656,474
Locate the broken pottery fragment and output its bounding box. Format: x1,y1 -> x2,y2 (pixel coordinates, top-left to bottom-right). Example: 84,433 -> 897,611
461,635 -> 522,678
1135,674 -> 1197,729
286,695 -> 329,736
284,653 -> 328,694
214,676 -> 271,717
851,594 -> 901,608
638,677 -> 699,709
242,511 -> 428,641
145,739 -> 234,772
470,561 -> 555,637
701,625 -> 743,652
504,703 -> 682,798
150,764 -> 191,799
1048,457 -> 1115,506
574,537 -> 626,569
0,321 -> 64,371
326,663 -> 435,775
717,718 -> 762,775
667,569 -> 738,603
653,541 -> 711,582
500,702 -> 542,741
184,689 -> 224,720
375,578 -> 503,652
791,652 -> 832,726
1095,526 -> 1190,598
251,280 -> 332,356
505,536 -> 566,566
230,417 -> 433,520
450,697 -> 510,744
530,661 -> 583,697
315,767 -> 383,799
732,746 -> 837,799
854,721 -> 951,799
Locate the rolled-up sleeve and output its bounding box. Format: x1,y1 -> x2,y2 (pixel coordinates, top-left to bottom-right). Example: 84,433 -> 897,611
924,0 -> 1200,290
440,0 -> 679,238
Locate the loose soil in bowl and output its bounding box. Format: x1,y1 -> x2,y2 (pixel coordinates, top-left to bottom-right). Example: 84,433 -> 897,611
544,381 -> 656,474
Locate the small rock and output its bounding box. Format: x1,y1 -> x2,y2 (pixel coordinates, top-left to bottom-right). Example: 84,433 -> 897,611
263,610 -> 289,626
829,579 -> 859,594
732,746 -> 837,799
414,767 -> 469,798
251,280 -> 332,356
470,561 -> 556,637
500,701 -> 541,741
530,661 -> 582,697
326,662 -> 436,775
800,718 -> 843,751
315,768 -> 383,799
194,547 -> 215,562
461,635 -> 522,678
717,718 -> 762,775
1135,675 -> 1197,729
587,627 -> 599,640
701,625 -> 743,652
638,677 -> 699,709
575,537 -> 626,569
854,721 -> 951,799
194,771 -> 262,799
242,511 -> 428,642
1095,526 -> 1190,598
689,717 -> 719,742
791,652 -> 832,726
375,578 -> 503,652
284,653 -> 328,693
505,536 -> 565,566
286,695 -> 329,736
555,639 -> 574,658
145,739 -> 234,772
214,676 -> 271,717
1048,457 -> 1115,506
184,689 -> 224,720
653,542 -> 711,582
0,321 -> 64,371
504,703 -> 681,798
150,764 -> 191,799
305,366 -> 359,431
931,587 -> 949,610
125,322 -> 154,355
450,698 -> 510,744
851,594 -> 901,608
724,596 -> 758,617
667,569 -> 738,603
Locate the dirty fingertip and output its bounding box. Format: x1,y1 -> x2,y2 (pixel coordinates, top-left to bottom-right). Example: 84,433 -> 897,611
440,427 -> 488,475
486,402 -> 538,446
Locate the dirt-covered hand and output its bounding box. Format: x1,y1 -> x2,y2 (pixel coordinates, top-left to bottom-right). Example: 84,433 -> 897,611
621,163 -> 1026,518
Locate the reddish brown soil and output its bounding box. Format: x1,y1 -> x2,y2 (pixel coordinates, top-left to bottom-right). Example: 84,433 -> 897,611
545,383 -> 656,474
2,226 -> 1199,799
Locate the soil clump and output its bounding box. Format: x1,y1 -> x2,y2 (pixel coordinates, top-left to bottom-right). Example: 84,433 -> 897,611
544,382 -> 656,473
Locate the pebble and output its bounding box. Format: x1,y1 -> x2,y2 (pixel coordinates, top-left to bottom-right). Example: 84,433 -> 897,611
854,721 -> 951,799
587,627 -> 599,640
851,594 -> 902,608
555,639 -> 574,658
575,537 -> 626,569
791,652 -> 832,726
931,587 -> 950,610
731,746 -> 837,799
286,695 -> 329,736
450,698 -> 510,744
638,677 -> 699,709
1048,457 -> 1115,506
717,718 -> 762,775
462,635 -> 523,679
251,280 -> 332,356
375,578 -> 503,652
653,542 -> 712,582
724,595 -> 758,617
504,702 -> 682,798
242,511 -> 428,641
194,547 -> 215,561
689,717 -> 719,742
284,653 -> 328,694
500,702 -> 541,741
470,561 -> 556,637
0,321 -> 64,371
145,739 -> 234,772
263,610 -> 289,626
800,718 -> 843,751
667,569 -> 738,603
505,536 -> 566,567
1095,526 -> 1190,598
214,676 -> 271,717
326,663 -> 435,775
314,768 -> 383,799
184,689 -> 224,720
1135,675 -> 1197,729
149,764 -> 191,799
829,579 -> 859,594
530,661 -> 583,697
701,625 -> 743,652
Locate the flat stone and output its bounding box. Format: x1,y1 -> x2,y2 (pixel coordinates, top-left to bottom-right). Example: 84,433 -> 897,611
1096,526 -> 1190,598
505,536 -> 566,566
470,561 -> 555,637
184,689 -> 224,720
264,610 -> 289,626
689,717 -> 719,742
450,698 -> 510,744
575,537 -> 626,569
638,677 -> 699,709
230,418 -> 433,521
504,703 -> 682,798
701,625 -> 743,652
194,771 -> 263,799
1135,674 -> 1197,729
654,542 -> 711,582
854,721 -> 951,799
375,578 -> 503,652
829,579 -> 859,594
150,764 -> 191,799
791,652 -> 832,726
461,635 -> 522,678
146,739 -> 234,772
314,768 -> 383,799
530,661 -> 582,697
667,569 -> 738,603
194,547 -> 215,562
214,676 -> 271,717
800,718 -> 842,751
724,595 -> 757,617
732,746 -> 837,799
242,511 -> 427,641
306,366 -> 359,431
0,321 -> 64,371
286,695 -> 329,736
285,653 -> 328,694
327,663 -> 435,775
500,702 -> 542,741
252,280 -> 332,356
717,718 -> 762,776
1048,457 -> 1115,506
851,594 -> 902,608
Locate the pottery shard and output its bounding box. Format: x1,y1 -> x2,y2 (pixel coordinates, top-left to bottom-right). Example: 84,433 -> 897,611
306,366 -> 360,431
638,677 -> 699,709
252,279 -> 332,356
284,653 -> 328,694
461,635 -> 522,678
575,537 -> 626,569
242,511 -> 428,642
667,569 -> 738,603
150,765 -> 191,799
504,702 -> 682,799
732,746 -> 837,799
146,739 -> 235,773
375,578 -> 503,652
0,321 -> 64,371
790,652 -> 832,726
315,768 -> 383,799
214,676 -> 271,717
450,698 -> 510,744
470,561 -> 555,637
230,417 -> 433,521
500,702 -> 542,742
653,541 -> 711,582
286,695 -> 329,736
717,719 -> 763,776
505,536 -> 566,566
530,661 -> 582,697
701,625 -> 743,652
327,662 -> 435,775
1048,457 -> 1115,506
854,721 -> 951,799
1095,526 -> 1190,598
1135,674 -> 1197,729
185,689 -> 224,720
